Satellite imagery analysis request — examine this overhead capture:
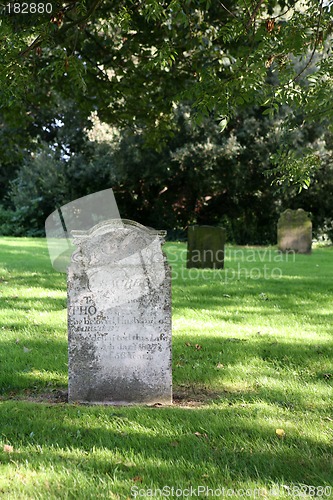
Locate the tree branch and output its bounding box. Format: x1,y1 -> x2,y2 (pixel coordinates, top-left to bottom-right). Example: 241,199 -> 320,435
60,0 -> 103,35
291,0 -> 324,83
18,0 -> 103,58
218,1 -> 237,18
19,35 -> 43,57
246,0 -> 266,31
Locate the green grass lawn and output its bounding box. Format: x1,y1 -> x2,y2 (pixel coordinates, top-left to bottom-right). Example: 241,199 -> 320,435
0,237 -> 333,499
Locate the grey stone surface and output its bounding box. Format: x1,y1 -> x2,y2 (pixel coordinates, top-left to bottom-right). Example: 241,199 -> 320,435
67,219 -> 172,405
187,225 -> 226,269
277,209 -> 312,254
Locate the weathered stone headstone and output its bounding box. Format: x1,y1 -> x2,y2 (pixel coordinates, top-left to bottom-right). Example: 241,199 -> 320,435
187,225 -> 226,269
67,219 -> 172,405
277,209 -> 312,254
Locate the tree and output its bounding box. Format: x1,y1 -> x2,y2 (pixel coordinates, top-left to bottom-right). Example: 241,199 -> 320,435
2,1 -> 333,127
2,99 -> 333,241
3,0 -> 333,241
1,0 -> 333,194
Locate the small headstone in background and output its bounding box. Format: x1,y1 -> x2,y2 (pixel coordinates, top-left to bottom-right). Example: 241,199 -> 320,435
67,219 -> 172,405
277,209 -> 312,254
187,225 -> 226,269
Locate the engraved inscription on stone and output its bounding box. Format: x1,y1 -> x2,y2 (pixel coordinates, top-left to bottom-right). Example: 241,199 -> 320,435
277,209 -> 312,254
67,219 -> 172,404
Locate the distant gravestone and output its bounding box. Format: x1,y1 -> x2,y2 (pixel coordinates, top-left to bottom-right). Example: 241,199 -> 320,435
67,219 -> 172,405
187,225 -> 226,269
277,209 -> 312,254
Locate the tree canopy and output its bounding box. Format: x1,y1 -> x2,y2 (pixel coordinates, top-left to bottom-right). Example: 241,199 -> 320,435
2,0 -> 333,126
1,0 -> 333,238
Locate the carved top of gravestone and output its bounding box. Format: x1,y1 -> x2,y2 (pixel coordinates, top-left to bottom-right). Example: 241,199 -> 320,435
70,219 -> 167,306
277,208 -> 312,254
277,208 -> 311,227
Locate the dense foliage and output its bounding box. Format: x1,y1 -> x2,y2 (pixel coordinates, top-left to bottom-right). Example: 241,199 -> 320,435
1,1 -> 333,241
2,2 -> 333,143
1,102 -> 333,243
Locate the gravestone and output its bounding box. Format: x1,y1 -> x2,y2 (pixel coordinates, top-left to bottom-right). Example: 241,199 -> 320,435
277,209 -> 312,254
187,225 -> 226,269
67,219 -> 172,405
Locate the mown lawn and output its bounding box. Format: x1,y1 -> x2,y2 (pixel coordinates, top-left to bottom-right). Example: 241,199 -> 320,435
0,237 -> 333,499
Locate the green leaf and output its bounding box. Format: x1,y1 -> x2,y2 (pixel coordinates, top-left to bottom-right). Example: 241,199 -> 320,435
219,117 -> 228,132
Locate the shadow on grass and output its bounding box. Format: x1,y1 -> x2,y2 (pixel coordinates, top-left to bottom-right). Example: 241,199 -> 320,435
1,273 -> 66,290
0,296 -> 67,313
1,332 -> 332,412
0,338 -> 67,394
0,296 -> 66,313
0,401 -> 332,490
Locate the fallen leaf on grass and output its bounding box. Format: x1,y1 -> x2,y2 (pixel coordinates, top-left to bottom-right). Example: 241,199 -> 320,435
23,347 -> 31,353
185,342 -> 202,350
275,429 -> 286,439
132,476 -> 142,483
216,363 -> 224,369
194,431 -> 208,438
3,445 -> 14,453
